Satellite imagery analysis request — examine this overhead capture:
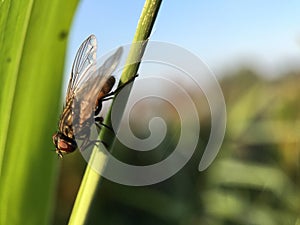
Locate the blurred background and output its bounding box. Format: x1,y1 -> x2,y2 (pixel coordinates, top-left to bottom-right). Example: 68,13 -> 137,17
54,1 -> 300,224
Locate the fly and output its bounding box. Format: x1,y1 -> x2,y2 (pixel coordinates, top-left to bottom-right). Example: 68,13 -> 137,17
52,35 -> 135,158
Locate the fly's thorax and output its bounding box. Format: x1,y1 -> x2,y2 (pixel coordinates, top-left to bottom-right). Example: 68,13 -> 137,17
59,99 -> 75,138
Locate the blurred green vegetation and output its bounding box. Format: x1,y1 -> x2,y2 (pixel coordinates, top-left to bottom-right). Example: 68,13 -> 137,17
0,0 -> 78,224
1,2 -> 298,225
54,68 -> 300,224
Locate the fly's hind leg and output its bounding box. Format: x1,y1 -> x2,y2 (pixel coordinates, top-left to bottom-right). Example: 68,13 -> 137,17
102,74 -> 138,101
92,74 -> 138,147
95,116 -> 114,132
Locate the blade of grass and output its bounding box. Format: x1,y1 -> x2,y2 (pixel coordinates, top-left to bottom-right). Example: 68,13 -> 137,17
0,0 -> 34,177
68,1 -> 162,224
0,0 -> 78,224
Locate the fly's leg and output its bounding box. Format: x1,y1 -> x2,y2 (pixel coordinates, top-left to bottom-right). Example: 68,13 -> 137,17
93,74 -> 138,140
94,74 -> 138,126
95,116 -> 114,132
101,74 -> 138,100
78,136 -> 110,151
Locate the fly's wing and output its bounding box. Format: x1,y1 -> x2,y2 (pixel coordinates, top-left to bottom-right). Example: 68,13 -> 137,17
59,35 -> 97,136
75,47 -> 123,125
67,35 -> 98,98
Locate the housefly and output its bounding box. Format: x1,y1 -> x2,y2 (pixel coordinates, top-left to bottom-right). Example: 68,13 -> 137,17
52,35 -> 133,158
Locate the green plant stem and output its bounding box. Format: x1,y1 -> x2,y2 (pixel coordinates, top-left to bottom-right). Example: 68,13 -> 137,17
68,1 -> 162,224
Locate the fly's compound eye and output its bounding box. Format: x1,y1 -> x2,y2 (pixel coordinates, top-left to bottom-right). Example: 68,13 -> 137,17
57,139 -> 70,151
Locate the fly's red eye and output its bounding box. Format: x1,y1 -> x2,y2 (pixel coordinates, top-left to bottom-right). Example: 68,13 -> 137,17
58,139 -> 69,151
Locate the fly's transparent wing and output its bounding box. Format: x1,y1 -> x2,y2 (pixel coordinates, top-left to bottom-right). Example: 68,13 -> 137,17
66,35 -> 97,99
58,35 -> 97,137
98,47 -> 123,78
76,47 -> 123,102
74,47 -> 123,127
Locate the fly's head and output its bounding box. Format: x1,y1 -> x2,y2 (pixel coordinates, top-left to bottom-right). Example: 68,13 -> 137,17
52,132 -> 77,158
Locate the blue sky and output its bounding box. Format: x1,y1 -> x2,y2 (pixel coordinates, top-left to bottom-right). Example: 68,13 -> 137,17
66,0 -> 300,78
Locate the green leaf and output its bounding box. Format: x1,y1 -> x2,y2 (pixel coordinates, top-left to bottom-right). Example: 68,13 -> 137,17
0,0 -> 78,224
